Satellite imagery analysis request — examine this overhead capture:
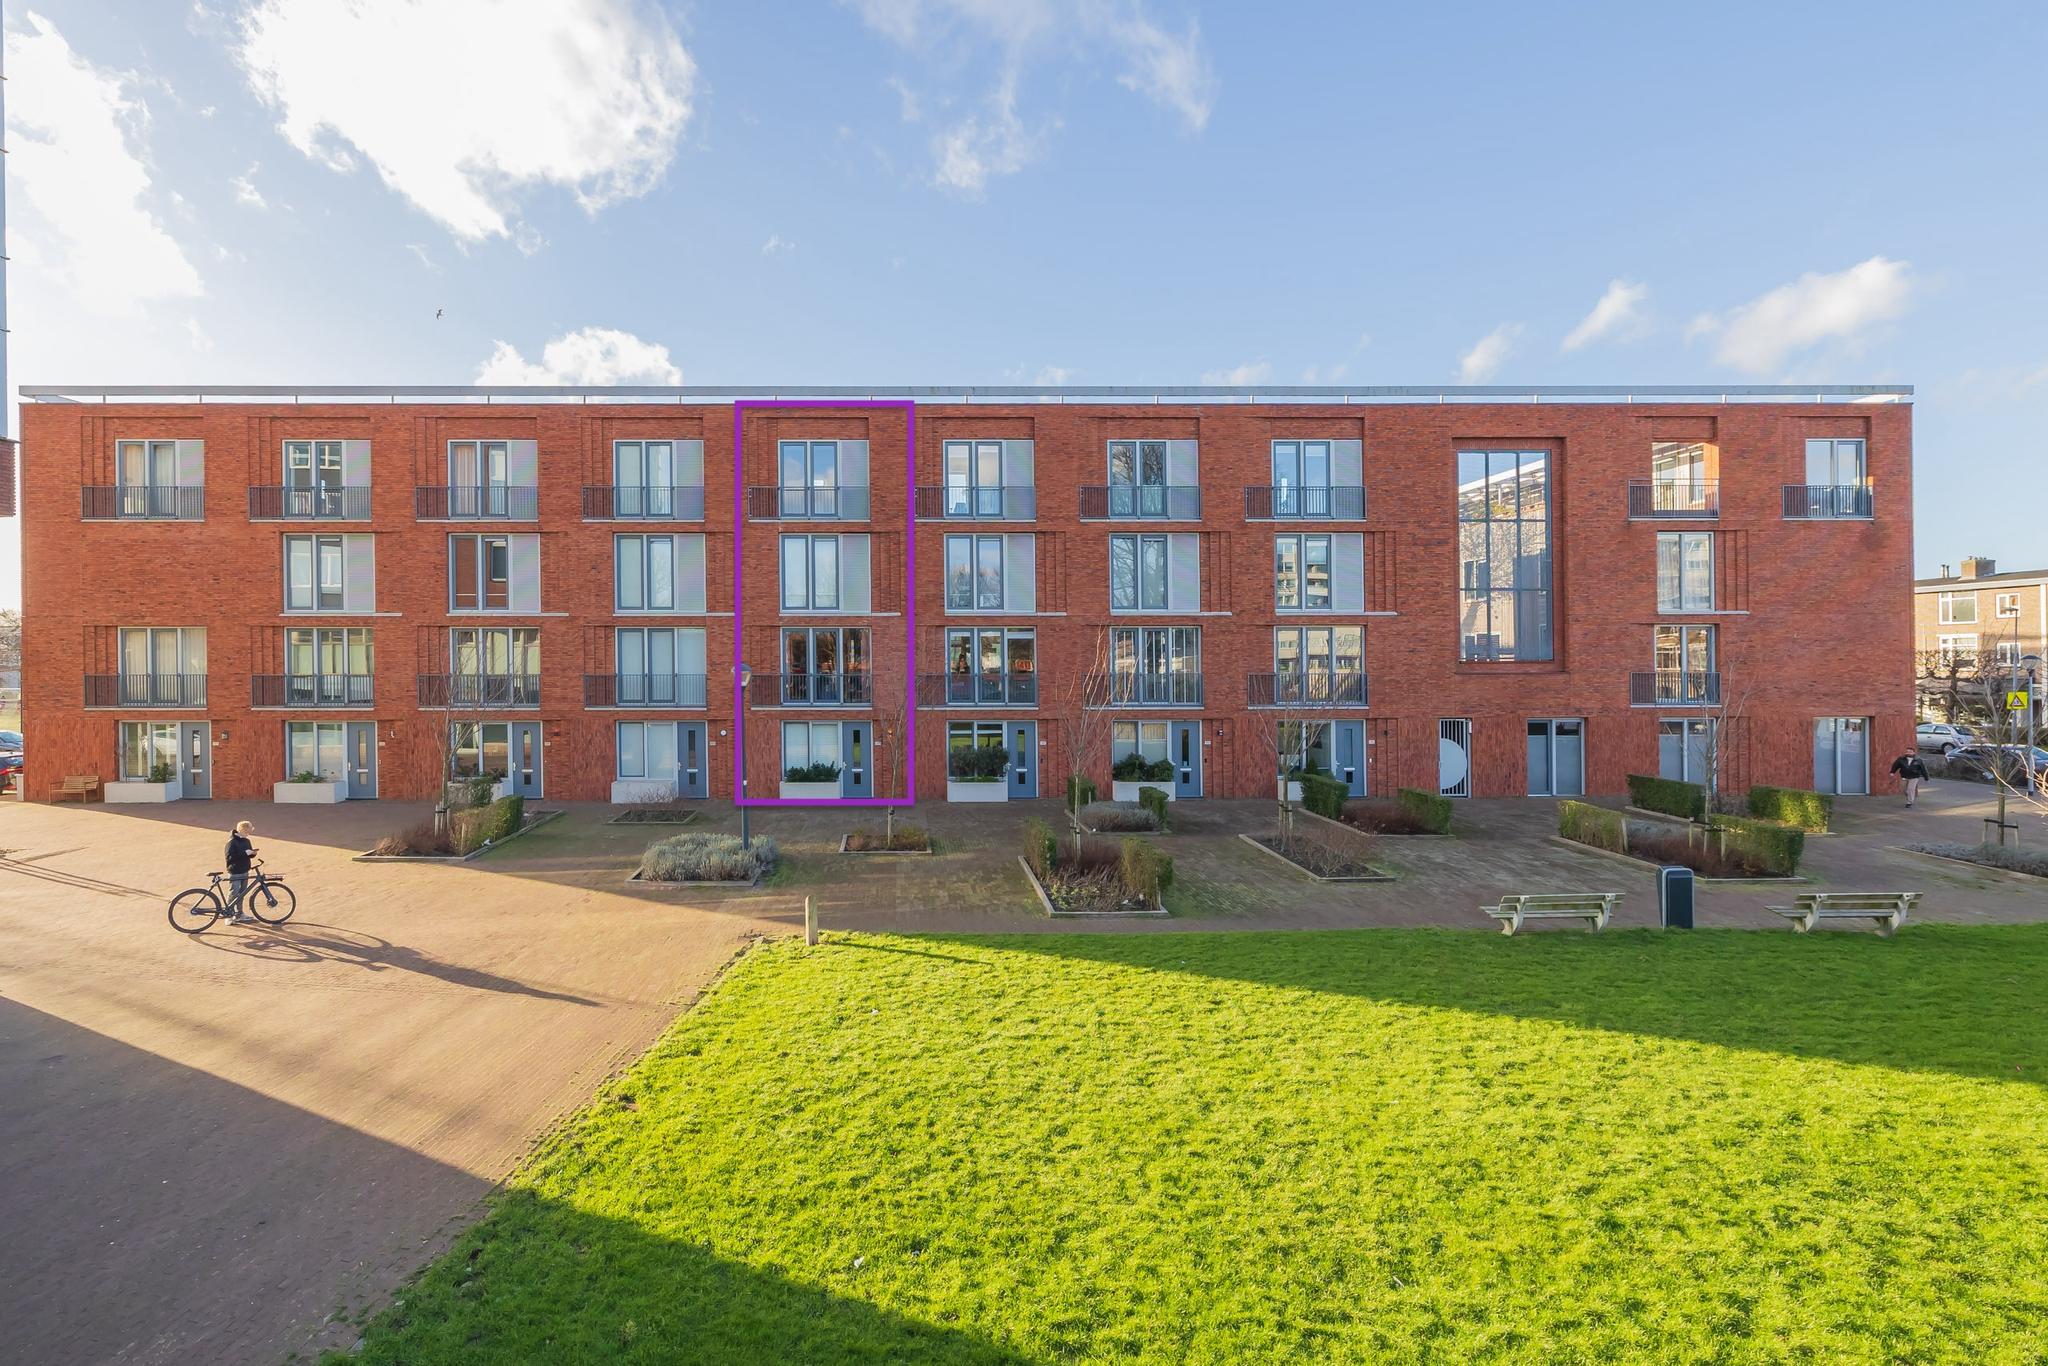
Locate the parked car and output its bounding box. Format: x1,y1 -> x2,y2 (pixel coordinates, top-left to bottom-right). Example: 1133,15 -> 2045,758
1916,722 -> 1978,755
1947,743 -> 2048,789
0,735 -> 20,795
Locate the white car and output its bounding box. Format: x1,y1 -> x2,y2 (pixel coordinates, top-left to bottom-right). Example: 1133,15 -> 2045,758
1916,722 -> 1977,755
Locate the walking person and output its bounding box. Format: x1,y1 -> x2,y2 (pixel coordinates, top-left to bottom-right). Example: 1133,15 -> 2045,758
224,820 -> 257,923
1889,751 -> 1929,807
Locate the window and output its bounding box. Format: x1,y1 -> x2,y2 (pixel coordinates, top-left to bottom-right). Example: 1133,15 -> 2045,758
1938,592 -> 1978,625
450,628 -> 540,704
780,628 -> 869,704
286,721 -> 347,781
285,627 -> 373,704
781,721 -> 841,772
117,628 -> 206,705
1813,717 -> 1870,795
1995,640 -> 2023,668
781,535 -> 838,610
283,534 -> 348,611
451,534 -> 512,610
948,720 -> 1006,756
612,440 -> 703,518
1112,720 -> 1170,764
1651,624 -> 1716,703
283,441 -> 347,516
1107,440 -> 1169,517
119,721 -> 178,780
943,440 -> 1005,517
1272,625 -> 1363,703
1110,626 -> 1201,705
1996,592 -> 2022,618
1457,450 -> 1552,661
944,628 -> 1035,703
615,534 -> 706,612
1527,719 -> 1585,796
774,440 -> 869,518
615,627 -> 707,705
1804,438 -> 1867,489
1270,441 -> 1330,517
1275,534 -> 1333,610
616,721 -> 689,782
448,439 -> 510,495
1936,634 -> 1978,667
450,721 -> 511,778
945,535 -> 1007,610
113,439 -> 191,517
1110,534 -> 1171,611
1276,721 -> 1332,773
1658,718 -> 1714,785
1656,532 -> 1714,612
1645,442 -> 1716,515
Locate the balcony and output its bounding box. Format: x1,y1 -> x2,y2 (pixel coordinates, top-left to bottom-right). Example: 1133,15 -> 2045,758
1247,671 -> 1369,707
416,673 -> 541,707
581,485 -> 707,520
749,672 -> 874,707
746,485 -> 871,520
1782,484 -> 1873,519
84,673 -> 208,708
248,486 -> 372,521
913,486 -> 1037,520
1630,670 -> 1722,707
1085,671 -> 1204,707
1078,485 -> 1202,520
1242,486 -> 1367,520
916,672 -> 1039,707
414,485 -> 539,520
81,486 -> 204,521
1627,479 -> 1719,519
251,674 -> 375,707
583,672 -> 710,707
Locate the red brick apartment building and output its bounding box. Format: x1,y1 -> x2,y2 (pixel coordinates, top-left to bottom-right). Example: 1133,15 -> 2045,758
13,384 -> 1915,807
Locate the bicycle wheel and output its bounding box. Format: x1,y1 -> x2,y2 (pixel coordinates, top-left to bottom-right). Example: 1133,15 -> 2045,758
168,888 -> 224,934
250,878 -> 297,925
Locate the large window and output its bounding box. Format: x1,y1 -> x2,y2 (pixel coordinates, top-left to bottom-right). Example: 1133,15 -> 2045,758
1527,719 -> 1585,796
448,439 -> 510,500
286,721 -> 347,781
1936,633 -> 1978,666
1110,626 -> 1201,705
780,535 -> 840,610
283,440 -> 347,516
948,720 -> 1006,758
1110,534 -> 1170,611
1651,624 -> 1716,703
1658,718 -> 1714,785
615,533 -> 706,612
451,534 -> 511,610
614,627 -> 707,706
780,627 -> 869,704
776,440 -> 869,518
1111,720 -> 1170,764
1938,592 -> 1978,625
285,627 -> 372,704
1270,440 -> 1330,517
119,720 -> 178,780
612,440 -> 703,518
1107,440 -> 1169,517
1273,626 -> 1363,703
943,440 -> 1004,517
450,721 -> 511,778
1457,449 -> 1552,661
117,627 -> 206,705
1813,717 -> 1870,795
1645,442 -> 1716,515
451,627 -> 540,704
1656,532 -> 1714,612
284,534 -> 347,611
781,721 -> 841,772
1275,534 -> 1333,611
944,628 -> 1035,704
945,535 -> 1007,610
113,439 -> 191,518
1804,438 -> 1867,489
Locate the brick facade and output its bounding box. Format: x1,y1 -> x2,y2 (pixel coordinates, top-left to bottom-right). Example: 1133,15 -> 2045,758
17,396 -> 1916,803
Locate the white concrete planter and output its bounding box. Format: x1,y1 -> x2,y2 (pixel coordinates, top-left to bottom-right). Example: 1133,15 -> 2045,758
106,780 -> 179,804
274,779 -> 346,804
1113,780 -> 1174,803
445,779 -> 510,806
779,780 -> 842,800
947,777 -> 1009,803
611,779 -> 678,804
1279,779 -> 1304,802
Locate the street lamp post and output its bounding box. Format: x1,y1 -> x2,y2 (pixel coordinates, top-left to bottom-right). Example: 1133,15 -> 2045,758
737,662 -> 752,850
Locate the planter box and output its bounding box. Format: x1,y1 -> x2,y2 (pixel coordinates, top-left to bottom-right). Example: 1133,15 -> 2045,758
1112,780 -> 1174,803
1279,779 -> 1304,802
105,781 -> 178,804
274,779 -> 347,804
611,779 -> 678,804
1016,855 -> 1169,918
445,779 -> 510,806
779,780 -> 841,800
947,777 -> 1009,803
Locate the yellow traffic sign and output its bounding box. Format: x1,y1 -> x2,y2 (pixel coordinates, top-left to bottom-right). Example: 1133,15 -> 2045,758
2009,691 -> 2031,712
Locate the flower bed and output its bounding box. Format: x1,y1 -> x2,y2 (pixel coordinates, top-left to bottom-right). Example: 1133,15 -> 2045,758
1078,800 -> 1161,833
633,832 -> 780,886
1903,841 -> 2048,880
842,824 -> 932,853
1339,797 -> 1447,836
1244,825 -> 1392,882
606,806 -> 699,826
358,796 -> 559,862
1020,818 -> 1170,915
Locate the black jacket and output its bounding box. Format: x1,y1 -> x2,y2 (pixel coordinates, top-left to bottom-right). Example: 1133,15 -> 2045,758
225,833 -> 254,874
1889,754 -> 1928,780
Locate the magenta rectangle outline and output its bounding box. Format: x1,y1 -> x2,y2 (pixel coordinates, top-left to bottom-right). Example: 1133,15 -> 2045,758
732,399 -> 917,807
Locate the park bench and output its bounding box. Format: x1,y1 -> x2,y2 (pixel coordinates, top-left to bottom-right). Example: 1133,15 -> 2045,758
1766,891 -> 1917,937
1482,892 -> 1621,935
49,775 -> 101,804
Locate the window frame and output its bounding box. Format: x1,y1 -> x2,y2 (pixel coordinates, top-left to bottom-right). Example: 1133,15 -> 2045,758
1456,448 -> 1553,662
1938,591 -> 1979,625
450,533 -> 512,611
1274,532 -> 1333,611
779,534 -> 842,611
1110,533 -> 1172,612
1656,531 -> 1715,613
119,720 -> 179,780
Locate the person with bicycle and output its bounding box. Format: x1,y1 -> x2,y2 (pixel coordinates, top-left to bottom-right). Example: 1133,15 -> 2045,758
224,820 -> 257,923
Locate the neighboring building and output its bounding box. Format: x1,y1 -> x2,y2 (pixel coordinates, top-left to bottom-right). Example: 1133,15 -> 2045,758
12,384 -> 1915,804
1913,556 -> 2046,722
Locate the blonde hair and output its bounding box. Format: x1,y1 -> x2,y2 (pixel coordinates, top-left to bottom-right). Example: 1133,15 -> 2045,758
234,820 -> 254,835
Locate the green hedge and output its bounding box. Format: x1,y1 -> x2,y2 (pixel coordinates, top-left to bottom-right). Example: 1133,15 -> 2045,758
1557,799 -> 1626,853
1707,812 -> 1805,876
1066,775 -> 1098,810
1112,754 -> 1175,783
1118,838 -> 1174,903
1137,785 -> 1171,829
1627,773 -> 1707,822
453,793 -> 524,854
1394,787 -> 1454,835
1747,785 -> 1834,833
1298,772 -> 1347,820
948,745 -> 1010,781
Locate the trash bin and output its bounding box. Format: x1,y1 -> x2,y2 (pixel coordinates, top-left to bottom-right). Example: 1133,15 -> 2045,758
1658,865 -> 1694,929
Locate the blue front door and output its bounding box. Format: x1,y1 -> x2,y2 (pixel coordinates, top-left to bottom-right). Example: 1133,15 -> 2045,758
841,723 -> 873,797
508,722 -> 543,799
1171,721 -> 1202,799
1010,721 -> 1037,798
678,723 -> 707,798
1333,721 -> 1367,797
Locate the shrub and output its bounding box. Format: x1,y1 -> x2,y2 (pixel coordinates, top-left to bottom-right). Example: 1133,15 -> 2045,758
452,793 -> 524,854
1065,775 -> 1098,809
1111,753 -> 1175,783
1298,772 -> 1346,820
1118,838 -> 1173,903
371,819 -> 453,857
1558,799 -> 1627,854
947,746 -> 1011,781
846,824 -> 929,852
1627,774 -> 1707,822
1340,799 -> 1434,835
1628,824 -> 1773,879
1137,785 -> 1171,829
640,832 -> 777,882
1748,785 -> 1834,833
1080,800 -> 1160,833
148,760 -> 176,784
1706,813 -> 1804,876
1394,787 -> 1454,835
784,761 -> 842,783
1907,841 -> 2048,878
1023,817 -> 1057,881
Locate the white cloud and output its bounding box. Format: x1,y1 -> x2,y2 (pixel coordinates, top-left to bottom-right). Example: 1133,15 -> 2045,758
1458,323 -> 1522,383
885,74 -> 923,122
1698,257 -> 1912,374
233,0 -> 695,242
475,327 -> 682,386
932,75 -> 1051,194
1561,278 -> 1648,352
4,12 -> 203,314
1203,360 -> 1272,386
1104,7 -> 1214,130
1034,365 -> 1073,385
230,163 -> 267,208
761,234 -> 795,255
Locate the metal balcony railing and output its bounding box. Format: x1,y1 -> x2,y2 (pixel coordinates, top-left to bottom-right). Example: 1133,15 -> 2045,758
1782,484 -> 1873,519
750,671 -> 874,706
251,674 -> 375,707
916,672 -> 1039,706
1247,671 -> 1369,707
1078,485 -> 1202,519
581,485 -> 707,519
413,485 -> 539,520
85,673 -> 208,707
746,485 -> 871,520
1085,671 -> 1204,707
583,672 -> 710,707
1242,485 -> 1367,519
1630,670 -> 1722,706
81,486 -> 205,520
248,486 -> 373,520
416,673 -> 541,707
913,485 -> 1037,520
1627,479 -> 1719,519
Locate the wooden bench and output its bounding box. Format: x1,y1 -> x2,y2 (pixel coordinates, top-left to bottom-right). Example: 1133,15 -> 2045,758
1766,892 -> 1917,936
1483,892 -> 1621,935
49,775 -> 102,804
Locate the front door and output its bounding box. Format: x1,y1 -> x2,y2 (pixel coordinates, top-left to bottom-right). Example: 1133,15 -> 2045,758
1333,721 -> 1367,797
678,723 -> 708,799
1171,721 -> 1202,799
1439,718 -> 1473,798
179,723 -> 211,799
345,722 -> 378,798
508,722 -> 543,799
1010,721 -> 1037,798
841,723 -> 873,798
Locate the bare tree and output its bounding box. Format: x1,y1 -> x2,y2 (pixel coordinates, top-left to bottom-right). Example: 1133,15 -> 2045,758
877,687 -> 908,844
1055,628 -> 1116,860
1915,648 -> 2000,731
1248,692 -> 1331,852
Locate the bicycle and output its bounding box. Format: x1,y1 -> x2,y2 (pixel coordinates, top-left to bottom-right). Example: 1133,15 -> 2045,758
168,859 -> 297,933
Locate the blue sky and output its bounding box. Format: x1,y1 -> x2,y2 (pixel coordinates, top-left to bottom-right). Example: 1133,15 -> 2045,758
5,0 -> 2046,606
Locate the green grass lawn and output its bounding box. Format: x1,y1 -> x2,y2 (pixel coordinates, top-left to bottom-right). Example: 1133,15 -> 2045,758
341,927 -> 2048,1364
